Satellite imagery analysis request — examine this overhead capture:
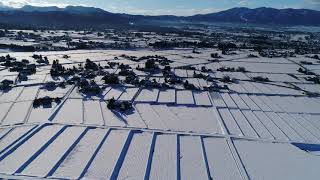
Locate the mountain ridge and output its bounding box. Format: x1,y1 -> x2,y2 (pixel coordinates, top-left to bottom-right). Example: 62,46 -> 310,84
0,5 -> 320,28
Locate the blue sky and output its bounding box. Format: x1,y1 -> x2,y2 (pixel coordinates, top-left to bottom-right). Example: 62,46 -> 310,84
1,0 -> 320,15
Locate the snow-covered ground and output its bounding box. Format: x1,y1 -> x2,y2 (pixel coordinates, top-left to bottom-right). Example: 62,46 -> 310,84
0,48 -> 319,179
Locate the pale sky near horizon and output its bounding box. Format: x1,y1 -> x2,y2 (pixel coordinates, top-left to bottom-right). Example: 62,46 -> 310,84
1,0 -> 320,15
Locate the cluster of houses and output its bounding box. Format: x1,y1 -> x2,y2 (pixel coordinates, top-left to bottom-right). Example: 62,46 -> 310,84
0,55 -> 36,76
259,49 -> 295,58
217,66 -> 248,73
32,54 -> 49,65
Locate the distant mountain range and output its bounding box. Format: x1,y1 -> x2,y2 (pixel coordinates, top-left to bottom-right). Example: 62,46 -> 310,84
0,5 -> 320,29
188,7 -> 320,25
18,5 -> 108,14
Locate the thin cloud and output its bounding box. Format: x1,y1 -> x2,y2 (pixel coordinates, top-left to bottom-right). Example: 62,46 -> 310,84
1,0 -> 69,8
111,7 -> 221,16
302,0 -> 320,10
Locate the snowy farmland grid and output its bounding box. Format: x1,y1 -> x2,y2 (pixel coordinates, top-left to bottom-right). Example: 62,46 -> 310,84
0,49 -> 320,179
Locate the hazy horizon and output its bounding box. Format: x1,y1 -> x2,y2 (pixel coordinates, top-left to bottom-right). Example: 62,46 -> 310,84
1,0 -> 320,16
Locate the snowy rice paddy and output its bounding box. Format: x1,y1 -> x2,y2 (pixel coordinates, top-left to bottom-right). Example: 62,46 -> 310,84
0,48 -> 319,179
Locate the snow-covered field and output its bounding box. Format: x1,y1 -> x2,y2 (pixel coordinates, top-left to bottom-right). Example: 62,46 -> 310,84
0,48 -> 320,179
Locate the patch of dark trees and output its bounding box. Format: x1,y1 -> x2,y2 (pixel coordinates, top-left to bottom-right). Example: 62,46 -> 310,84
33,96 -> 62,108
